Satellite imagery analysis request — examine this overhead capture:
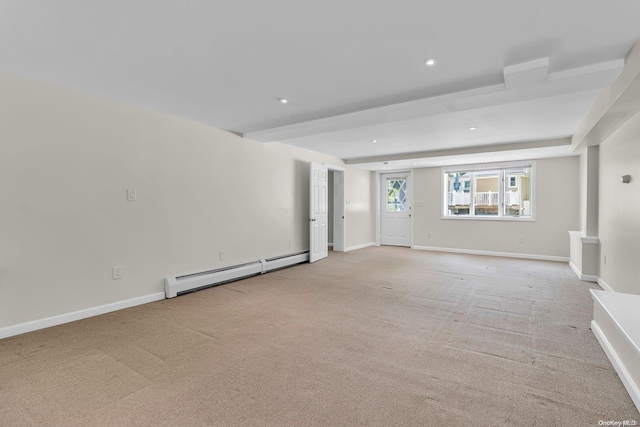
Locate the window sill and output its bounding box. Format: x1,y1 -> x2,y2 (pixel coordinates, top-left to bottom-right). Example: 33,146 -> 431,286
441,215 -> 535,222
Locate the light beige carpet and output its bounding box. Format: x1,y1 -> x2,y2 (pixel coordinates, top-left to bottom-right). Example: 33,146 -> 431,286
1,247 -> 638,426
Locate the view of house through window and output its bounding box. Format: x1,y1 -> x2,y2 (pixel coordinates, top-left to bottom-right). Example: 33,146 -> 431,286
444,162 -> 533,219
387,178 -> 407,212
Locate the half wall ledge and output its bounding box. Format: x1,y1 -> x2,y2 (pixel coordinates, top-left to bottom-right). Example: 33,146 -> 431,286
590,289 -> 640,413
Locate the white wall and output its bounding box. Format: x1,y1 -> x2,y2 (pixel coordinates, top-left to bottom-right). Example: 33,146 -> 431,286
413,157 -> 580,258
345,168 -> 376,248
0,70 -> 374,328
599,113 -> 640,295
583,146 -> 600,236
580,150 -> 588,233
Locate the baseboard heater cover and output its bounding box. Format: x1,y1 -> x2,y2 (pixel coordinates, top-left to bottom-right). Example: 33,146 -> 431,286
164,251 -> 309,298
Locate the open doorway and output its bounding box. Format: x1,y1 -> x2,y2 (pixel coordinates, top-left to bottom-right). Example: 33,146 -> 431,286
328,170 -> 345,252
329,171 -> 334,250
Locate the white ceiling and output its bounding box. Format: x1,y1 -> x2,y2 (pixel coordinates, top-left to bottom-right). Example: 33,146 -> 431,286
1,1 -> 639,170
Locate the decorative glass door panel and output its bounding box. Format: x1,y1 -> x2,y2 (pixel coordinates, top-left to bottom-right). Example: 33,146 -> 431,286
386,178 -> 407,212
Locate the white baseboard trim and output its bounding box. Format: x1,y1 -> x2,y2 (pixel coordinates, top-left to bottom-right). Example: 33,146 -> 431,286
591,320 -> 640,412
598,278 -> 615,293
569,261 -> 582,279
0,292 -> 165,340
581,273 -> 600,283
411,246 -> 569,262
345,242 -> 376,252
328,243 -> 334,247
568,262 -> 599,283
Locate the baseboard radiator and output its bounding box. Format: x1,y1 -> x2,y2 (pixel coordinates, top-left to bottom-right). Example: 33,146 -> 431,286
164,251 -> 309,298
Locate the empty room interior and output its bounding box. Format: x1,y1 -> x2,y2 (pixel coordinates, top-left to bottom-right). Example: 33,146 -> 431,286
2,1 -> 640,425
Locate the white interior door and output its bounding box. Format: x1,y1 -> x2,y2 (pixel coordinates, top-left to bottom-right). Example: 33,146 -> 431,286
310,162 -> 328,262
381,172 -> 411,247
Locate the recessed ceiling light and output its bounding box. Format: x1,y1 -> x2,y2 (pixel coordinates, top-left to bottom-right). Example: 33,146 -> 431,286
371,139 -> 377,143
468,127 -> 478,131
277,97 -> 288,104
424,58 -> 438,67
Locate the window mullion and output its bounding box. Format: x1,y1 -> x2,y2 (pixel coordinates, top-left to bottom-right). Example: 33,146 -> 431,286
470,172 -> 476,216
499,170 -> 504,217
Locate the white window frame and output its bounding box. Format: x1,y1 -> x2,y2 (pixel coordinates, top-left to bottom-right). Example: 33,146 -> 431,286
441,160 -> 536,221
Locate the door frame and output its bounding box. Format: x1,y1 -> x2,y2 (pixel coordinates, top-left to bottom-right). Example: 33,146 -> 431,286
375,169 -> 414,247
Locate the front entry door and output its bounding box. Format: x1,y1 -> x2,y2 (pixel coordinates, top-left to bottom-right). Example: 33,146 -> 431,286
381,173 -> 411,247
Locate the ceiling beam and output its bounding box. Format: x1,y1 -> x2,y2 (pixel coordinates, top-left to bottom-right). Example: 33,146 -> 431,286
243,84 -> 502,143
572,39 -> 640,151
345,137 -> 572,165
244,59 -> 622,146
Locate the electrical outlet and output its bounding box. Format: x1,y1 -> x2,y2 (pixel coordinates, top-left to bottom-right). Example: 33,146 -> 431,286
127,189 -> 137,201
519,236 -> 525,243
427,232 -> 432,238
220,251 -> 226,261
112,266 -> 123,280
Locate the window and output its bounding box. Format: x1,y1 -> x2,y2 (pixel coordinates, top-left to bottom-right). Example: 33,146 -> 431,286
443,161 -> 534,220
386,177 -> 407,212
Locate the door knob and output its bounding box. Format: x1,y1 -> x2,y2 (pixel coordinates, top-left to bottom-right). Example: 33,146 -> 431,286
309,218 -> 316,222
